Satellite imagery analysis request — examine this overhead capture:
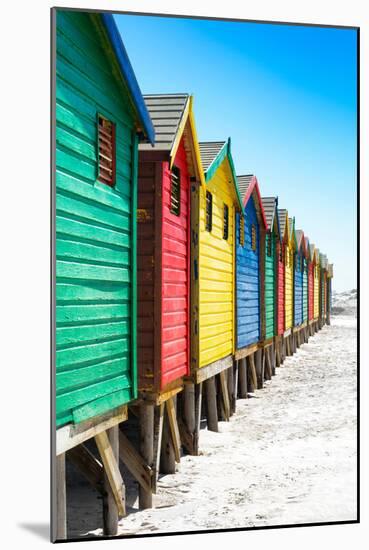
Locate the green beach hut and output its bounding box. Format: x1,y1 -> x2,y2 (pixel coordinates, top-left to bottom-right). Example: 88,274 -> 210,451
54,10 -> 154,428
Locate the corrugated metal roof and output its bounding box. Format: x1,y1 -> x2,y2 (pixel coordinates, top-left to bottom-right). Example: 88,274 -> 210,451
199,141 -> 226,171
237,175 -> 254,200
278,209 -> 287,238
261,197 -> 277,228
309,243 -> 315,259
288,217 -> 293,239
139,93 -> 189,150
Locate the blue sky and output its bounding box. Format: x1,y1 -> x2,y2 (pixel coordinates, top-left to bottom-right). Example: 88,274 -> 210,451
114,14 -> 357,292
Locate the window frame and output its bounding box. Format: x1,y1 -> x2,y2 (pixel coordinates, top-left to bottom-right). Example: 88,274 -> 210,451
170,165 -> 181,217
239,215 -> 245,247
205,191 -> 213,232
97,113 -> 116,188
223,203 -> 229,240
251,224 -> 257,252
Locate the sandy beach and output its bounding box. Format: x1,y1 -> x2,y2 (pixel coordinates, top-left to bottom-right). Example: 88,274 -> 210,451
67,306 -> 357,538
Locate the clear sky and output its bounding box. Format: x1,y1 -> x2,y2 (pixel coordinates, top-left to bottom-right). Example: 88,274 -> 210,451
114,13 -> 357,292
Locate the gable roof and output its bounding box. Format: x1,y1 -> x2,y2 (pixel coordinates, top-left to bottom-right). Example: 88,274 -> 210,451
278,209 -> 288,242
199,138 -> 243,210
328,264 -> 334,278
139,93 -> 205,184
296,229 -> 308,257
237,176 -> 267,229
261,196 -> 280,236
309,243 -> 316,263
97,13 -> 155,144
237,175 -> 254,200
199,142 -> 225,171
139,94 -> 188,151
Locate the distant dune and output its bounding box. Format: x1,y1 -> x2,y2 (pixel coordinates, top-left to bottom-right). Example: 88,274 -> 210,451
332,289 -> 357,316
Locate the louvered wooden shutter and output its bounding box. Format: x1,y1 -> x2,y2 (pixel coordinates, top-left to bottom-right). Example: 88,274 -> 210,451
206,191 -> 213,232
170,165 -> 181,216
239,216 -> 245,247
223,204 -> 229,240
98,115 -> 116,187
251,224 -> 256,251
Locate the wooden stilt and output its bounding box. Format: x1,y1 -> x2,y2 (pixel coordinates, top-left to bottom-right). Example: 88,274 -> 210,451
160,403 -> 176,474
204,376 -> 218,432
55,453 -> 67,540
193,382 -> 202,454
166,396 -> 181,463
270,342 -> 276,376
265,347 -> 272,380
152,403 -> 164,492
138,404 -> 154,509
97,427 -> 124,534
248,353 -> 257,391
219,370 -> 231,420
67,444 -> 104,494
255,349 -> 263,389
238,357 -> 248,398
232,360 -> 239,412
227,365 -> 235,415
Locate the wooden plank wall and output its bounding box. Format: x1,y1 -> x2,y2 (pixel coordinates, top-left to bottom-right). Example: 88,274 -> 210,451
236,197 -> 260,349
137,160 -> 157,392
55,11 -> 136,427
308,263 -> 314,321
302,258 -> 308,323
294,252 -> 303,326
199,159 -> 235,367
161,139 -> 190,388
276,240 -> 285,335
264,231 -> 275,339
314,264 -> 320,319
285,245 -> 294,330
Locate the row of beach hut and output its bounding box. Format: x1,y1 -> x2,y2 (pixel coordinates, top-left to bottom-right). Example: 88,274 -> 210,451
52,10 -> 334,540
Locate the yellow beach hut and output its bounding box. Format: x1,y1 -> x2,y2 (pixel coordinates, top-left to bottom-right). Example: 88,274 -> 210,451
313,247 -> 320,324
189,139 -> 243,436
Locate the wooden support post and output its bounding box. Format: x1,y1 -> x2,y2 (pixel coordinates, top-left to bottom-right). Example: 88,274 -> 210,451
119,431 -> 152,495
255,349 -> 263,389
152,403 -> 164,493
238,357 -> 248,398
265,347 -> 272,380
95,429 -> 125,526
270,343 -> 276,375
194,382 -> 202,454
67,444 -> 104,494
55,453 -> 67,540
248,353 -> 258,392
219,370 -> 231,420
99,427 -> 123,535
205,376 -> 218,432
232,360 -> 239,412
139,404 -> 154,509
227,365 -> 235,415
160,402 -> 176,474
166,396 -> 181,463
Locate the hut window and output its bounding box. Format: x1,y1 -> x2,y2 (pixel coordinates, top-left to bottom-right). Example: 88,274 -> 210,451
267,233 -> 272,257
251,224 -> 256,251
170,165 -> 181,216
239,216 -> 245,247
97,114 -> 116,187
205,191 -> 213,232
223,204 -> 229,240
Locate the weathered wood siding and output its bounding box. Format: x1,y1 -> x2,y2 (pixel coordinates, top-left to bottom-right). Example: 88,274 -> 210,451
294,252 -> 303,327
199,159 -> 234,367
55,11 -> 137,427
264,232 -> 276,339
137,160 -> 157,392
277,241 -> 285,335
137,139 -> 190,392
285,246 -> 294,330
308,263 -> 314,320
302,258 -> 308,322
314,264 -> 320,319
236,197 -> 260,348
161,140 -> 190,388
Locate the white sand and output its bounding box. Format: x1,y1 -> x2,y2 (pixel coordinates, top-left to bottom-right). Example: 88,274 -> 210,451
67,307 -> 357,538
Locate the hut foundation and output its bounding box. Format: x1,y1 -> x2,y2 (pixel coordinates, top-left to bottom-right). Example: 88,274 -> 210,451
55,453 -> 67,540
238,357 -> 248,397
